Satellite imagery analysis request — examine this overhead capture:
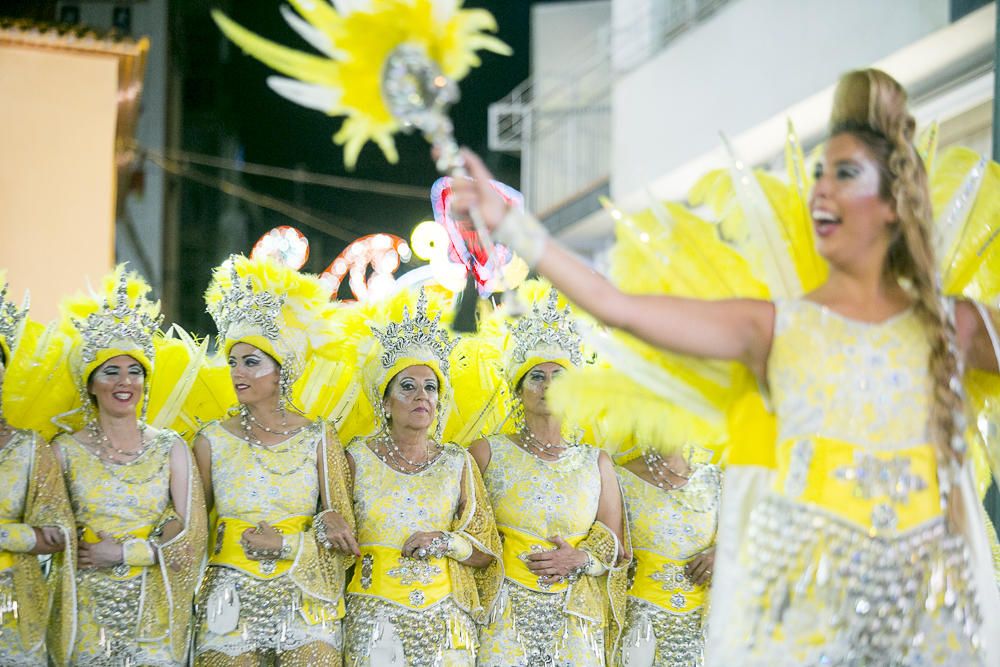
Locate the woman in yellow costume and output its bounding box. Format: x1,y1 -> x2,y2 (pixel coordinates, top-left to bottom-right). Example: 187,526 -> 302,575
451,68 -> 1000,665
340,288 -> 501,667
192,255 -> 356,666
468,286 -> 626,667
612,444 -> 719,667
542,218 -> 724,666
34,266 -> 208,666
0,276 -> 76,666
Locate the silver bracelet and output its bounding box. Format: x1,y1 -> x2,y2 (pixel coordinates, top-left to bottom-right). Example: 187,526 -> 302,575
563,551 -> 593,584
494,208 -> 549,268
314,511 -> 334,550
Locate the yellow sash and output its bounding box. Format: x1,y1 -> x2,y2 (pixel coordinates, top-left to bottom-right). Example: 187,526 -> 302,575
0,519 -> 15,572
209,515 -> 310,580
81,525 -> 152,580
631,548 -> 706,613
500,525 -> 585,594
348,544 -> 452,610
774,436 -> 940,534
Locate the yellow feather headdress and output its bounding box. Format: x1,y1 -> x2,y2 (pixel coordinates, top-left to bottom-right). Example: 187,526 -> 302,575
335,287 -> 465,443
202,254 -> 341,421
212,0 -> 511,168
3,265 -> 207,439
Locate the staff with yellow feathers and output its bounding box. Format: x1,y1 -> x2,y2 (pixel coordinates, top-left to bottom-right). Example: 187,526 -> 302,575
20,266 -> 208,666
338,288 -> 501,667
467,284 -> 626,667
0,276 -> 76,666
191,255 -> 355,665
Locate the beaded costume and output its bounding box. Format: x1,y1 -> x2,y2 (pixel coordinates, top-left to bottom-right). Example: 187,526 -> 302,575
0,275 -> 76,667
340,289 -> 502,667
709,300 -> 994,665
194,256 -> 355,666
615,458 -> 720,667
476,285 -> 626,667
33,267 -> 208,666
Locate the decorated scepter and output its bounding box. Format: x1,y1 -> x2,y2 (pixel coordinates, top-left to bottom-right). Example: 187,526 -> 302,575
212,1 -> 516,329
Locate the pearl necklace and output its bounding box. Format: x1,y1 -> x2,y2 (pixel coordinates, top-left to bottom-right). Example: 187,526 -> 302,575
85,420 -> 149,463
643,450 -> 691,491
239,404 -> 306,447
373,432 -> 442,473
518,426 -> 572,461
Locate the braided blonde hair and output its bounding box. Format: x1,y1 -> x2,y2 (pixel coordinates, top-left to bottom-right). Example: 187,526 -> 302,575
829,69 -> 964,471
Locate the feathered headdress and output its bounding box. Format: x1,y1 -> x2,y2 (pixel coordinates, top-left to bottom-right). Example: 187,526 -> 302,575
333,287 -> 468,443
204,254 -> 339,414
60,266 -> 162,383
212,0 -> 510,168
2,266 -> 206,438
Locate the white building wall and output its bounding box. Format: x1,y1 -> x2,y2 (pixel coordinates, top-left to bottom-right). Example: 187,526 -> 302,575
611,0 -> 950,199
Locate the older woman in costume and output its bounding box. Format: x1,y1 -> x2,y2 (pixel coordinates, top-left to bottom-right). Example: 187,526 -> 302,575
0,276 -> 75,666
41,267 -> 207,666
341,289 -> 502,667
192,255 -> 355,666
469,287 -> 626,667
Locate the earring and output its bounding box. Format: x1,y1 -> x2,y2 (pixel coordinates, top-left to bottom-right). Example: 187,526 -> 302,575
277,366 -> 292,423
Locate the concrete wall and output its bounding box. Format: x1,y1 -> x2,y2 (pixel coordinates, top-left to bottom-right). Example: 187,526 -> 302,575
610,0 -> 950,199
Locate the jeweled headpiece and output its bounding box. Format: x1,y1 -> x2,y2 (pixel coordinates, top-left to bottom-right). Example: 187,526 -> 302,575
371,290 -> 458,382
506,287 -> 582,386
0,277 -> 28,363
204,255 -> 337,408
72,269 -> 161,372
207,260 -> 287,351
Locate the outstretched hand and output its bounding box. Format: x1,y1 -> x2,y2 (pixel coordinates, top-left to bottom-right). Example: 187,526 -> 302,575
442,148 -> 509,232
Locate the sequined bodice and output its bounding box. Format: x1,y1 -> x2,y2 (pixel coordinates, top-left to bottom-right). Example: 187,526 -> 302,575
202,421 -> 320,522
483,435 -> 601,538
56,430 -> 172,534
768,299 -> 931,450
0,430 -> 33,523
618,464 -> 720,561
348,440 -> 465,547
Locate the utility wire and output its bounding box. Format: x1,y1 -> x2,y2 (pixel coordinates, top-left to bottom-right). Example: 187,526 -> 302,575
138,144 -> 429,200
146,151 -> 360,242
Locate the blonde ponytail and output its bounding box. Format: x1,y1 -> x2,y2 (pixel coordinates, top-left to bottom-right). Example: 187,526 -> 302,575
829,70 -> 965,483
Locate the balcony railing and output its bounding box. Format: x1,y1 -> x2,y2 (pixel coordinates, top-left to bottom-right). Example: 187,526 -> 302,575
488,0 -> 733,219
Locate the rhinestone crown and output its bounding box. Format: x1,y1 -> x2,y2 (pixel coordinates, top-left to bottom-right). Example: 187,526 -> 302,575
371,289 -> 457,377
0,282 -> 28,355
508,288 -> 581,369
73,271 -> 161,366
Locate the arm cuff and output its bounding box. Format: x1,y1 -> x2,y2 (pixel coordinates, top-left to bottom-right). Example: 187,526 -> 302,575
122,538 -> 156,566
446,533 -> 474,562
495,209 -> 549,269
582,549 -> 607,576
0,523 -> 36,553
